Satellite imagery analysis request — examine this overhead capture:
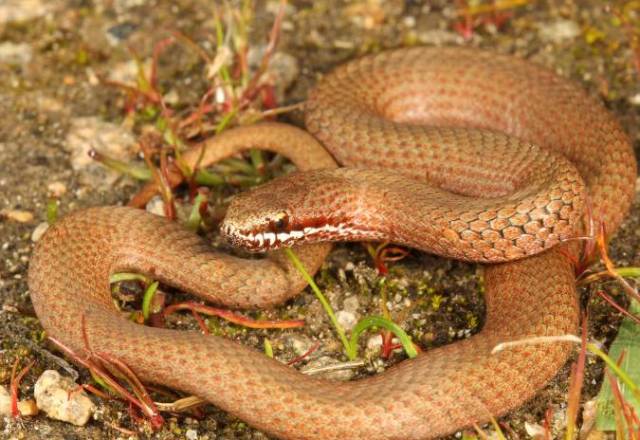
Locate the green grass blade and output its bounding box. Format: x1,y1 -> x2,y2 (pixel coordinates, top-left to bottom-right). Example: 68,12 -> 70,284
141,281 -> 160,320
109,273 -> 150,284
186,192 -> 207,232
348,316 -> 418,360
284,248 -> 352,358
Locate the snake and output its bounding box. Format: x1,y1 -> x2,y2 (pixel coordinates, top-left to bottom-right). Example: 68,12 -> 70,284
28,47 -> 636,439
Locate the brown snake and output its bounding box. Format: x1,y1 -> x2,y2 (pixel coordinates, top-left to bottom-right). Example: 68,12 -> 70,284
29,47 -> 636,439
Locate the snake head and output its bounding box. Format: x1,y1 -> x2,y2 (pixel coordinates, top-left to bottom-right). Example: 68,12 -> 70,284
221,169 -> 362,252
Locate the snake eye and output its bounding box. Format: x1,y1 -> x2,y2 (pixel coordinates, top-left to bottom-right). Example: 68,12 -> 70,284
272,212 -> 289,231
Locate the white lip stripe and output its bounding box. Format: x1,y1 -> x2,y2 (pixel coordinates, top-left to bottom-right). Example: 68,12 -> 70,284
223,222 -> 379,249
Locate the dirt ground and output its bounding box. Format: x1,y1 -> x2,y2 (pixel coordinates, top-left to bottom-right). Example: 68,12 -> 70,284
0,0 -> 639,439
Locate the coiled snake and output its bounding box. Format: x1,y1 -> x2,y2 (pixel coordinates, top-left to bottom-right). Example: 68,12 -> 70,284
29,47 -> 636,439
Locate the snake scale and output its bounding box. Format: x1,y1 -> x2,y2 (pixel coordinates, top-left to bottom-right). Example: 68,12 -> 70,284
29,47 -> 636,438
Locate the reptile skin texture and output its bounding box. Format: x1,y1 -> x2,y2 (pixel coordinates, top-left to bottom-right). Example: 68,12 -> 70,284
29,47 -> 636,439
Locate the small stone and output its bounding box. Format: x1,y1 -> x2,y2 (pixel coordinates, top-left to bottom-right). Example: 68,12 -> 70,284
1,209 -> 34,223
247,47 -> 299,103
64,117 -> 136,189
0,385 -> 38,417
629,93 -> 640,106
145,196 -> 166,217
524,421 -> 546,438
336,310 -> 357,331
342,296 -> 359,313
31,222 -> 49,242
0,42 -> 33,66
47,181 -> 67,197
367,334 -> 383,350
185,429 -> 198,440
538,20 -> 580,43
107,59 -> 152,86
34,370 -> 95,426
402,16 -> 416,27
0,0 -> 52,24
287,335 -> 313,356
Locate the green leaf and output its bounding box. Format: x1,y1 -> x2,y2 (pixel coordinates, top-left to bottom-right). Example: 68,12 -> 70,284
596,300 -> 640,431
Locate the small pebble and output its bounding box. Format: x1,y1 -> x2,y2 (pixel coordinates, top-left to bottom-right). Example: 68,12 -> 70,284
629,93 -> 640,106
0,0 -> 51,24
1,209 -> 34,223
0,385 -> 38,417
247,47 -> 299,102
0,42 -> 33,66
538,19 -> 580,43
287,335 -> 313,356
367,334 -> 383,350
342,296 -> 359,313
336,310 -> 357,331
185,429 -> 198,440
64,117 -> 136,189
31,222 -> 49,242
524,421 -> 546,438
34,370 -> 95,426
145,196 -> 166,217
47,181 -> 67,197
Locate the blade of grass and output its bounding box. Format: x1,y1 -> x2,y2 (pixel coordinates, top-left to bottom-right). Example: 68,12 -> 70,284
283,248 -> 352,358
141,281 -> 159,321
347,315 -> 418,360
46,199 -> 59,224
186,192 -> 208,232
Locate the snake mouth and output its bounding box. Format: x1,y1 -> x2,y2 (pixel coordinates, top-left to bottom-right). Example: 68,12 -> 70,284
221,223 -> 365,252
221,224 -> 305,252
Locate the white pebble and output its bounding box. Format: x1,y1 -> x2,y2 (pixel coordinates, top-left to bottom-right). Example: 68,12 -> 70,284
34,370 -> 95,426
336,310 -> 357,331
145,196 -> 166,217
367,334 -> 383,350
538,20 -> 580,43
0,385 -> 38,417
31,222 -> 49,242
342,296 -> 360,313
47,181 -> 67,197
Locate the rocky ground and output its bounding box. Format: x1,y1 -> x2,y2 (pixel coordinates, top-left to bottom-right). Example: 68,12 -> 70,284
0,0 -> 639,439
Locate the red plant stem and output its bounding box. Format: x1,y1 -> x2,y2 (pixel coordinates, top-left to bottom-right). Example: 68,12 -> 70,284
566,314 -> 588,434
9,358 -> 35,418
150,37 -> 176,92
596,222 -> 640,303
543,407 -> 553,440
190,309 -> 211,334
597,290 -> 640,325
380,331 -> 402,359
162,301 -> 304,329
287,341 -> 321,366
241,0 -> 286,103
78,383 -> 111,400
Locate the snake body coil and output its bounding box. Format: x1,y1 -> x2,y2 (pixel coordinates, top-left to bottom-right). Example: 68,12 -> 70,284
29,48 -> 636,439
